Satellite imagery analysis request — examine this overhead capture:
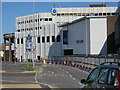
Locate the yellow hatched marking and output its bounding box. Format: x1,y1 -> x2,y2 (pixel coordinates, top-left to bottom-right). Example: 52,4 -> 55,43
0,84 -> 42,88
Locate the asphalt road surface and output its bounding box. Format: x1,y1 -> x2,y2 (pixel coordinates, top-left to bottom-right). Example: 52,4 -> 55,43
36,64 -> 89,89
1,61 -> 42,89
1,61 -> 89,89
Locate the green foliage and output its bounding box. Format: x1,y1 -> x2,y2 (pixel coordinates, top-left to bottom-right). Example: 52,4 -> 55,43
17,66 -> 39,71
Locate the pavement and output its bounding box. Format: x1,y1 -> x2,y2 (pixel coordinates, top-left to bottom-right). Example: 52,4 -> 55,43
1,61 -> 42,89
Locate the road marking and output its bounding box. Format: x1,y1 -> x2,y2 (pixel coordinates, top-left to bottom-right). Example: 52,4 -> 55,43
35,72 -> 38,83
69,74 -> 72,77
0,84 -> 42,88
0,70 -> 6,73
40,75 -> 43,76
66,71 -> 69,74
73,78 -> 76,80
39,83 -> 52,88
51,72 -> 54,74
54,74 -> 57,76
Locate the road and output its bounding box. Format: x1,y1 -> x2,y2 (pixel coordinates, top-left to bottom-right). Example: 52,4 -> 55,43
1,61 -> 89,89
1,61 -> 42,89
36,64 -> 89,89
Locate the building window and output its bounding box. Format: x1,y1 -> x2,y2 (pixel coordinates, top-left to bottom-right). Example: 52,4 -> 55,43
57,35 -> 60,42
57,14 -> 60,16
78,13 -> 81,16
82,13 -> 85,16
49,18 -> 52,21
52,36 -> 55,42
65,13 -> 69,16
40,27 -> 42,29
61,13 -> 65,16
74,13 -> 77,16
21,38 -> 23,44
40,18 -> 42,21
35,19 -> 37,22
63,31 -> 68,44
103,13 -> 106,16
17,39 -> 19,44
42,37 -> 45,43
95,13 -> 98,16
99,13 -> 102,16
37,37 -> 40,43
18,30 -> 20,32
45,18 -> 48,21
107,13 -> 110,16
112,13 -> 115,15
47,36 -> 50,42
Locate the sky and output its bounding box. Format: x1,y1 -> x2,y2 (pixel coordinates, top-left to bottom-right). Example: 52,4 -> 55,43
1,1 -> 119,42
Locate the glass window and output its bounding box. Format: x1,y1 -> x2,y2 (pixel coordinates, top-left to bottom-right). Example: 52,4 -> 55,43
21,38 -> 23,44
17,39 -> 19,44
87,67 -> 99,82
37,37 -> 40,43
107,13 -> 110,16
99,13 -> 102,16
40,18 -> 42,21
103,13 -> 106,16
49,18 -> 52,21
35,19 -> 37,22
98,68 -> 109,84
42,37 -> 45,43
45,18 -> 48,21
47,36 -> 50,42
57,14 -> 60,16
57,35 -> 60,42
95,13 -> 98,16
107,69 -> 117,85
52,36 -> 55,42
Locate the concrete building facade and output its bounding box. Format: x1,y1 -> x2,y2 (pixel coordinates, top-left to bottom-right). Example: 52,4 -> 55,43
15,7 -> 119,61
59,17 -> 107,55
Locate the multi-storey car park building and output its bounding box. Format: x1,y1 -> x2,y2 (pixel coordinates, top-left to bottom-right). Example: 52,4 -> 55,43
15,5 -> 120,62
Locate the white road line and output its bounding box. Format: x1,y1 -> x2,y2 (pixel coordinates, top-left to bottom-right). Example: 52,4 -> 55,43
51,72 -> 54,74
73,78 -> 76,80
54,74 -> 57,76
35,72 -> 38,83
69,74 -> 72,77
39,83 -> 52,89
66,71 -> 69,74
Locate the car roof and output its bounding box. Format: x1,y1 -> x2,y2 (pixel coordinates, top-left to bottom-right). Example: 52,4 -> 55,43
98,64 -> 119,69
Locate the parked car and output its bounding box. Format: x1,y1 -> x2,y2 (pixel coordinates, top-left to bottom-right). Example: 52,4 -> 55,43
81,62 -> 120,89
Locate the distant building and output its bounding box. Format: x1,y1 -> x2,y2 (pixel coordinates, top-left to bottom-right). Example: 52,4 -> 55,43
115,15 -> 120,55
3,33 -> 15,62
15,6 -> 120,62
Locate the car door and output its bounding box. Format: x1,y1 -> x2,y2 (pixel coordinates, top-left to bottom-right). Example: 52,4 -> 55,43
96,67 -> 109,88
85,67 -> 100,88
